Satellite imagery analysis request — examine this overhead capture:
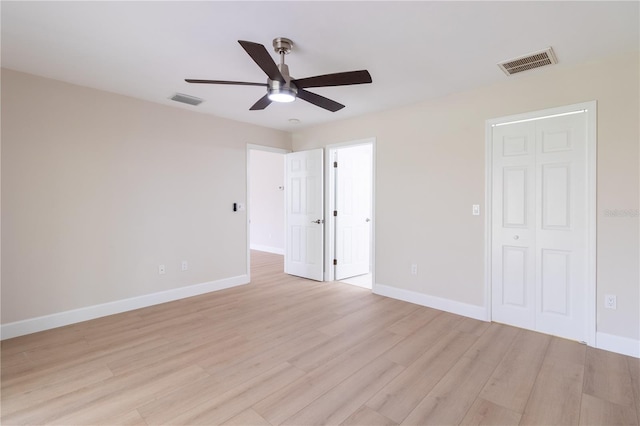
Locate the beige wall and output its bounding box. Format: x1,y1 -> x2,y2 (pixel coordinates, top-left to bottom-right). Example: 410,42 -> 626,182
1,69 -> 291,324
292,52 -> 640,341
3,52 -> 639,343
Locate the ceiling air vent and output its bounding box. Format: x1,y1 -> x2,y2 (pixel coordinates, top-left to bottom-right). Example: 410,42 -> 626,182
170,93 -> 204,106
498,47 -> 557,76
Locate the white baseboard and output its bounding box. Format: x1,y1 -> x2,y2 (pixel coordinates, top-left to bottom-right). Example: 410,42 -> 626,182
596,332 -> 640,358
1,275 -> 249,340
373,283 -> 487,321
250,244 -> 284,255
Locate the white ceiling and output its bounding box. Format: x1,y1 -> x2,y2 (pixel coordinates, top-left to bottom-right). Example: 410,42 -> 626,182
2,1 -> 638,131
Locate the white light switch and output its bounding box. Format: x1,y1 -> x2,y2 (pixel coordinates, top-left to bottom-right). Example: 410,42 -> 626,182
472,204 -> 480,216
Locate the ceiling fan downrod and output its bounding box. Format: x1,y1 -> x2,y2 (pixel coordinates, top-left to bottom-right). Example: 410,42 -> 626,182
269,37 -> 297,101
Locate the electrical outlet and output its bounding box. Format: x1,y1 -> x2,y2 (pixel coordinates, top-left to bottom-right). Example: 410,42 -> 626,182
158,264 -> 166,275
181,260 -> 188,271
472,204 -> 480,216
411,264 -> 418,276
605,294 -> 617,310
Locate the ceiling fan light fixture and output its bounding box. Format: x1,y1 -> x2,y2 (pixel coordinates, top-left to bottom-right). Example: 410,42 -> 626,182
268,92 -> 296,103
268,86 -> 297,103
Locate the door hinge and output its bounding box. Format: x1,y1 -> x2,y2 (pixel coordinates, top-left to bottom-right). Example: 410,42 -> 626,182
333,259 -> 337,266
333,210 -> 337,216
333,161 -> 338,168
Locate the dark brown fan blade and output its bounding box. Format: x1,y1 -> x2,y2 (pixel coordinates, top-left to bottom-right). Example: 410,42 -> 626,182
297,89 -> 345,112
238,40 -> 285,84
250,94 -> 272,111
185,79 -> 267,87
292,70 -> 372,89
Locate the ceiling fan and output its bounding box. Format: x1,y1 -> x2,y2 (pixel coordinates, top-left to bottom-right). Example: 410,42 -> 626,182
185,37 -> 372,112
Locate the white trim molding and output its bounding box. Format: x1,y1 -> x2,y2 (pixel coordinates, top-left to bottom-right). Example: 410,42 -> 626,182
596,332 -> 640,359
1,275 -> 249,340
373,283 -> 487,321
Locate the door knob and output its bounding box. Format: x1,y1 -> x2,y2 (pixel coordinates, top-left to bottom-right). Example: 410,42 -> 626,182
366,218 -> 371,222
311,219 -> 324,224
513,235 -> 520,240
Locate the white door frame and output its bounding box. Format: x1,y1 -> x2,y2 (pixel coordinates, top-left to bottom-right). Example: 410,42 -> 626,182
484,101 -> 597,347
246,144 -> 290,281
325,138 -> 376,284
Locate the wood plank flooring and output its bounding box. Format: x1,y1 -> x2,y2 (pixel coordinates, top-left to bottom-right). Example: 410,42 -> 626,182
1,250 -> 638,425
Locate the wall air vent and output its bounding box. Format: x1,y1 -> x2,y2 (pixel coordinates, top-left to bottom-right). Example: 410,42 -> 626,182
498,47 -> 557,76
170,93 -> 204,106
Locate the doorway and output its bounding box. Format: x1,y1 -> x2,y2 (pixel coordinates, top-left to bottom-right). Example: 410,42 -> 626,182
327,139 -> 375,289
255,141 -> 375,288
486,102 -> 596,345
247,145 -> 288,276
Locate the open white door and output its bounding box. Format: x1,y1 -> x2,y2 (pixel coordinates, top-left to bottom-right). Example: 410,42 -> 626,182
285,149 -> 324,281
335,145 -> 372,280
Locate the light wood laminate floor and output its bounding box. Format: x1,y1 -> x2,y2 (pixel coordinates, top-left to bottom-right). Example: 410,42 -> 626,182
2,251 -> 639,425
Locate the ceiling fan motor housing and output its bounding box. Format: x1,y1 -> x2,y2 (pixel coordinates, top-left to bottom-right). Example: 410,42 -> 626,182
268,78 -> 298,102
268,60 -> 297,102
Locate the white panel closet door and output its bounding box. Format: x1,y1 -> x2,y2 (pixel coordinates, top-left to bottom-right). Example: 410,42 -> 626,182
285,149 -> 324,281
491,122 -> 537,330
492,112 -> 588,342
535,113 -> 587,341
